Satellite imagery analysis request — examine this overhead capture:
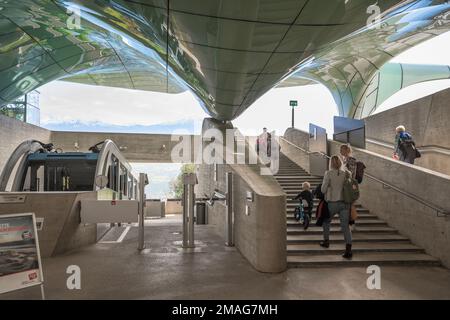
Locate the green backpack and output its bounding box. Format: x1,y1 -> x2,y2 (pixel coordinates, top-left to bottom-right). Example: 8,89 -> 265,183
343,171 -> 360,204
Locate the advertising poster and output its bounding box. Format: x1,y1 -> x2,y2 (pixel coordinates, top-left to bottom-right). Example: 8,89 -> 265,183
0,213 -> 43,294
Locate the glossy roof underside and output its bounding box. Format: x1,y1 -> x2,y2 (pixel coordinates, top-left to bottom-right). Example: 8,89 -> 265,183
0,0 -> 449,120
281,62 -> 450,118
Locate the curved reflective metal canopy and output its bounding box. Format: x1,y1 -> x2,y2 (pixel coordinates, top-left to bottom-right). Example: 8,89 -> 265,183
282,62 -> 450,117
0,0 -> 449,121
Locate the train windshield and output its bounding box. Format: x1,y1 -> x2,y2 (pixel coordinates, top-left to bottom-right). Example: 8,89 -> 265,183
21,153 -> 99,192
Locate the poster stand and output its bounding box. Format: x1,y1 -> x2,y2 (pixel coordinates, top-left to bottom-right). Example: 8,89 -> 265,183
0,212 -> 45,299
40,283 -> 46,300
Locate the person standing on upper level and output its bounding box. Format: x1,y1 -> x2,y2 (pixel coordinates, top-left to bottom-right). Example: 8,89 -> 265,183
256,127 -> 272,158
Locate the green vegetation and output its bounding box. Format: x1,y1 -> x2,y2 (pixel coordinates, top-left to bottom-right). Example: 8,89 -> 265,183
170,164 -> 196,198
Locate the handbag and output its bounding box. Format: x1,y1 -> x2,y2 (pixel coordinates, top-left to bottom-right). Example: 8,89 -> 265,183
350,204 -> 358,221
415,148 -> 422,158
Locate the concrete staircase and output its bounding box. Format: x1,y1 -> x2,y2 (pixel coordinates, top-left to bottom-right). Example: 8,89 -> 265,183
275,154 -> 440,268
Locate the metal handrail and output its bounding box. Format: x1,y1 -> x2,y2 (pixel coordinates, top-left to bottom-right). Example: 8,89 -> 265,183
280,136 -> 450,217
363,173 -> 449,217
278,136 -> 311,154
367,138 -> 450,156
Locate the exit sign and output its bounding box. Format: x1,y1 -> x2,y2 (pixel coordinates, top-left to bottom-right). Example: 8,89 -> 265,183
290,100 -> 298,107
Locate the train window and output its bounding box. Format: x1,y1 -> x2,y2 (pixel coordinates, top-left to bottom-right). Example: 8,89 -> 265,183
22,163 -> 45,191
108,156 -> 119,192
127,177 -> 133,199
22,158 -> 96,191
119,164 -> 128,197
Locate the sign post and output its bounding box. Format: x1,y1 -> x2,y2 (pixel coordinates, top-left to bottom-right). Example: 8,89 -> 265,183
290,100 -> 298,128
0,213 -> 45,299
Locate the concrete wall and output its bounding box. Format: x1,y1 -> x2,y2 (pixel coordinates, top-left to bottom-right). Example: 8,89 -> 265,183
196,118 -> 286,273
279,128 -> 310,171
198,162 -> 287,273
0,192 -> 97,257
145,200 -> 165,217
51,131 -> 198,163
0,115 -> 198,171
165,199 -> 182,214
0,115 -> 51,175
365,87 -> 450,175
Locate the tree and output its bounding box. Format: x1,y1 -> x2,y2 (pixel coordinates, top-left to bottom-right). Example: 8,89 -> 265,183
169,164 -> 196,198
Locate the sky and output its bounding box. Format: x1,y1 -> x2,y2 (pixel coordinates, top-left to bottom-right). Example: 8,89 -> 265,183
130,162 -> 181,199
37,31 -> 450,197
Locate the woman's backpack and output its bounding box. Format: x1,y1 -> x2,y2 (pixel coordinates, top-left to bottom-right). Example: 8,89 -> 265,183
399,132 -> 416,154
343,171 -> 360,204
313,184 -> 325,200
355,161 -> 366,184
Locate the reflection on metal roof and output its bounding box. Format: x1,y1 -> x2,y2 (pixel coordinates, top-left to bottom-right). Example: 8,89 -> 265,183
283,62 -> 450,118
0,0 -> 449,120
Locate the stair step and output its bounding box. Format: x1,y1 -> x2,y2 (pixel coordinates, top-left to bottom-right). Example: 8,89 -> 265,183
277,182 -> 322,184
287,252 -> 440,268
286,214 -> 378,221
279,182 -> 321,185
286,206 -> 367,211
287,243 -> 425,255
287,233 -> 410,244
287,220 -> 387,227
287,226 -> 397,235
281,186 -> 320,189
281,187 -> 320,189
286,215 -> 377,222
278,154 -> 440,269
275,176 -> 322,179
286,203 -> 367,209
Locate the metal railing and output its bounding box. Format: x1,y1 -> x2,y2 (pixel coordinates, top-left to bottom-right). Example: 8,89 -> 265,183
280,136 -> 449,217
279,136 -> 310,154
363,173 -> 449,217
279,136 -> 331,160
367,138 -> 450,156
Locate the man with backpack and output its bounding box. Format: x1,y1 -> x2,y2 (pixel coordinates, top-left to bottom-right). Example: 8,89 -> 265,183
394,125 -> 421,164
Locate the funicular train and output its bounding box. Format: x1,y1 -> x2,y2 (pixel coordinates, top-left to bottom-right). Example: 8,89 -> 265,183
0,139 -> 138,200
0,139 -> 143,256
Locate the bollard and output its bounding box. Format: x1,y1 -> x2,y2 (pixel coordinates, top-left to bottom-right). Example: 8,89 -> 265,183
182,173 -> 197,248
138,173 -> 149,250
226,172 -> 234,247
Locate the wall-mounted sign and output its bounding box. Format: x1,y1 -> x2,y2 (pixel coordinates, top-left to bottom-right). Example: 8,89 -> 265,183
0,213 -> 44,295
246,191 -> 254,202
35,218 -> 44,231
0,195 -> 26,204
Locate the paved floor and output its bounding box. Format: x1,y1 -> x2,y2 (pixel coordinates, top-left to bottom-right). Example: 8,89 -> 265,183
2,215 -> 450,300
